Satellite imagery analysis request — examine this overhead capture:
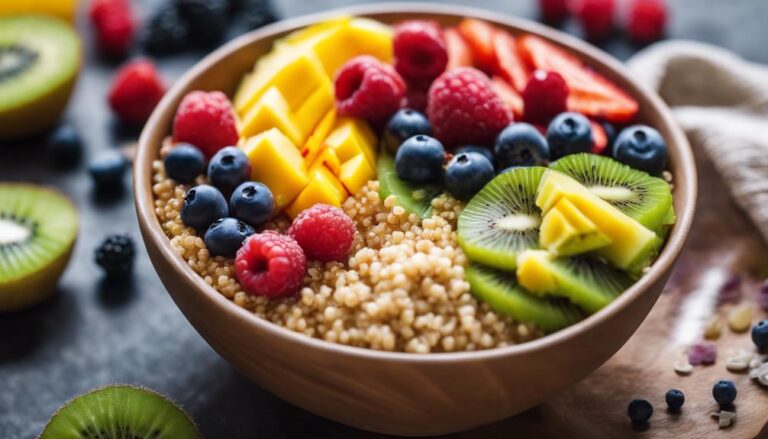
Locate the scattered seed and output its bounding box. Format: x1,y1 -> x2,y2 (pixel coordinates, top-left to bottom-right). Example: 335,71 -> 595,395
712,410 -> 736,428
727,305 -> 752,333
748,362 -> 768,380
725,349 -> 753,372
674,360 -> 694,375
748,356 -> 764,370
688,343 -> 717,365
703,316 -> 723,340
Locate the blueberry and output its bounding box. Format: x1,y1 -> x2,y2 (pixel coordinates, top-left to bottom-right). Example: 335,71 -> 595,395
456,145 -> 494,164
712,380 -> 737,406
395,135 -> 445,184
164,143 -> 205,184
602,122 -> 617,152
494,123 -> 549,169
613,125 -> 668,175
665,389 -> 685,410
627,399 -> 653,424
204,217 -> 255,258
94,234 -> 135,278
47,125 -> 83,168
383,109 -> 432,154
181,184 -> 229,232
546,112 -> 593,160
88,151 -> 127,190
751,320 -> 768,351
207,146 -> 250,196
445,152 -> 495,201
230,181 -> 274,228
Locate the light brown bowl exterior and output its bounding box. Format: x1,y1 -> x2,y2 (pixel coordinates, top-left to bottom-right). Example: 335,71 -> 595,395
135,4 -> 697,436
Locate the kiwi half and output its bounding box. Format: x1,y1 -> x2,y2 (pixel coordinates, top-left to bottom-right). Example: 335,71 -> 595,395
549,153 -> 674,232
457,167 -> 546,271
39,385 -> 202,439
466,263 -> 584,332
0,183 -> 78,312
377,152 -> 442,219
0,15 -> 81,140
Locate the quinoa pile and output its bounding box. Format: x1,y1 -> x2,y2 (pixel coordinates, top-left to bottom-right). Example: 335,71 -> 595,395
152,161 -> 542,353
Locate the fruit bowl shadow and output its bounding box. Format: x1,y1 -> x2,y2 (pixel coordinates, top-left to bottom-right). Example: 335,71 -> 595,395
134,3 -> 696,436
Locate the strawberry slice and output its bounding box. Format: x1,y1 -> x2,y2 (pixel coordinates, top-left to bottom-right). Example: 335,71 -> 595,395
492,30 -> 531,92
458,18 -> 497,72
445,27 -> 473,70
518,35 -> 638,122
491,76 -> 523,120
590,120 -> 609,154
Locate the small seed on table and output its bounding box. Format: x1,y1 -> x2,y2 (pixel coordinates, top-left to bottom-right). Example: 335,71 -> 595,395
703,316 -> 722,340
712,410 -> 736,428
727,305 -> 752,332
673,360 -> 694,375
725,349 -> 754,372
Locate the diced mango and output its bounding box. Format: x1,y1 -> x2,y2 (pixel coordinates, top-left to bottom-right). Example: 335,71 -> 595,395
241,129 -> 309,209
310,146 -> 342,175
239,87 -> 303,144
302,18 -> 393,77
540,198 -> 612,257
293,81 -> 335,141
282,16 -> 352,45
516,250 -> 558,294
301,110 -> 336,165
338,153 -> 375,195
285,166 -> 347,219
324,117 -> 377,168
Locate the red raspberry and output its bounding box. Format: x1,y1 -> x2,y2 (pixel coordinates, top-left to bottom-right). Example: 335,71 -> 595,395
427,67 -> 512,148
89,0 -> 136,58
173,91 -> 240,159
393,20 -> 448,83
628,0 -> 667,44
538,0 -> 571,23
287,204 -> 356,262
576,0 -> 616,41
108,59 -> 166,125
235,232 -> 307,298
522,70 -> 569,125
335,55 -> 406,124
404,84 -> 429,113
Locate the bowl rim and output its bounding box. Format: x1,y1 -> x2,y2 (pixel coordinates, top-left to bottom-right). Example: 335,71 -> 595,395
135,2 -> 697,363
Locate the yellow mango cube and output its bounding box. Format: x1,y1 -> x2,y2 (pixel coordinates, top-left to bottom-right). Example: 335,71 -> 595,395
282,16 -> 351,45
324,117 -> 377,168
309,147 -> 342,175
241,129 -> 309,210
516,250 -> 558,294
309,18 -> 394,76
239,87 -> 303,144
285,166 -> 347,219
301,110 -> 336,165
540,198 -> 611,257
338,153 -> 375,195
293,80 -> 335,141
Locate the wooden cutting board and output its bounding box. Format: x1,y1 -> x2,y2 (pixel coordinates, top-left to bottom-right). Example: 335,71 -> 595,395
456,150 -> 768,438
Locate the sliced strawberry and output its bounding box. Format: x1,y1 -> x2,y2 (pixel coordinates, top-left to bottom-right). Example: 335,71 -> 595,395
590,120 -> 608,154
445,27 -> 473,70
492,30 -> 531,92
518,35 -> 638,122
491,76 -> 523,120
458,18 -> 497,72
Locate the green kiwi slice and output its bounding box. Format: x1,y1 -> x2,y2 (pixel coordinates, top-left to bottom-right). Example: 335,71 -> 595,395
0,183 -> 78,312
40,385 -> 201,439
377,152 -> 443,219
0,15 -> 81,140
466,263 -> 584,332
549,154 -> 674,232
457,166 -> 546,271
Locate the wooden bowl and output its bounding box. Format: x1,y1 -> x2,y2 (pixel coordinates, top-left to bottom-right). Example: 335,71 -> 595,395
134,3 -> 696,436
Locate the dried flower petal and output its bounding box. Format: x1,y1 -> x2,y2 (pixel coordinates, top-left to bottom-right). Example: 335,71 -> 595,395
758,280 -> 768,311
725,349 -> 753,371
717,275 -> 742,305
688,342 -> 717,365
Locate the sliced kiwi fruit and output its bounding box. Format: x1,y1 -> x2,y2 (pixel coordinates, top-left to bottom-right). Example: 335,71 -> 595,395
466,263 -> 584,332
549,153 -> 673,232
517,250 -> 634,314
0,15 -> 81,140
377,152 -> 443,219
39,385 -> 202,439
0,183 -> 78,312
457,166 -> 546,271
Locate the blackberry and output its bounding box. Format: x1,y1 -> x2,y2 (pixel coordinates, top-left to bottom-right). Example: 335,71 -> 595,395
95,234 -> 136,278
142,2 -> 188,55
240,0 -> 278,30
175,0 -> 229,48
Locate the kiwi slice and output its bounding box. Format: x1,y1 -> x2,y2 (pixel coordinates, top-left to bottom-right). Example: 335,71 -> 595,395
549,154 -> 673,232
466,263 -> 584,332
0,183 -> 78,312
517,250 -> 634,314
39,385 -> 202,439
457,166 -> 546,271
377,152 -> 442,219
0,15 -> 81,140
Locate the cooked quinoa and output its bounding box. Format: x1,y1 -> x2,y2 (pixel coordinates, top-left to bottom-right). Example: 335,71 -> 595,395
152,160 -> 542,353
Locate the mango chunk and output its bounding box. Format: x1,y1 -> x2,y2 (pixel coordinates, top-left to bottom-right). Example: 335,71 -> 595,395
301,18 -> 394,76
239,87 -> 303,144
293,81 -> 335,141
324,117 -> 377,168
301,110 -> 337,165
516,250 -> 559,294
338,153 -> 375,195
310,146 -> 342,175
242,129 -> 309,210
285,166 -> 347,219
540,198 -> 612,257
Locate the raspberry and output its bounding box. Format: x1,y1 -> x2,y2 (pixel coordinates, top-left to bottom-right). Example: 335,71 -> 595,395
173,91 -> 239,159
88,0 -> 136,58
538,0 -> 571,23
628,0 -> 667,44
108,59 -> 166,125
522,70 -> 569,125
393,20 -> 448,83
235,232 -> 307,298
576,0 -> 616,41
287,204 -> 356,262
335,55 -> 406,124
427,67 -> 512,148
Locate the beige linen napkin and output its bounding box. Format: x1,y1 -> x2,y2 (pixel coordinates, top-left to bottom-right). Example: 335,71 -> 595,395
627,41 -> 768,241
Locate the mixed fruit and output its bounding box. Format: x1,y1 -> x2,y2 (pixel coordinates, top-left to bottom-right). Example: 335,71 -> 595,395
160,15 -> 676,334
